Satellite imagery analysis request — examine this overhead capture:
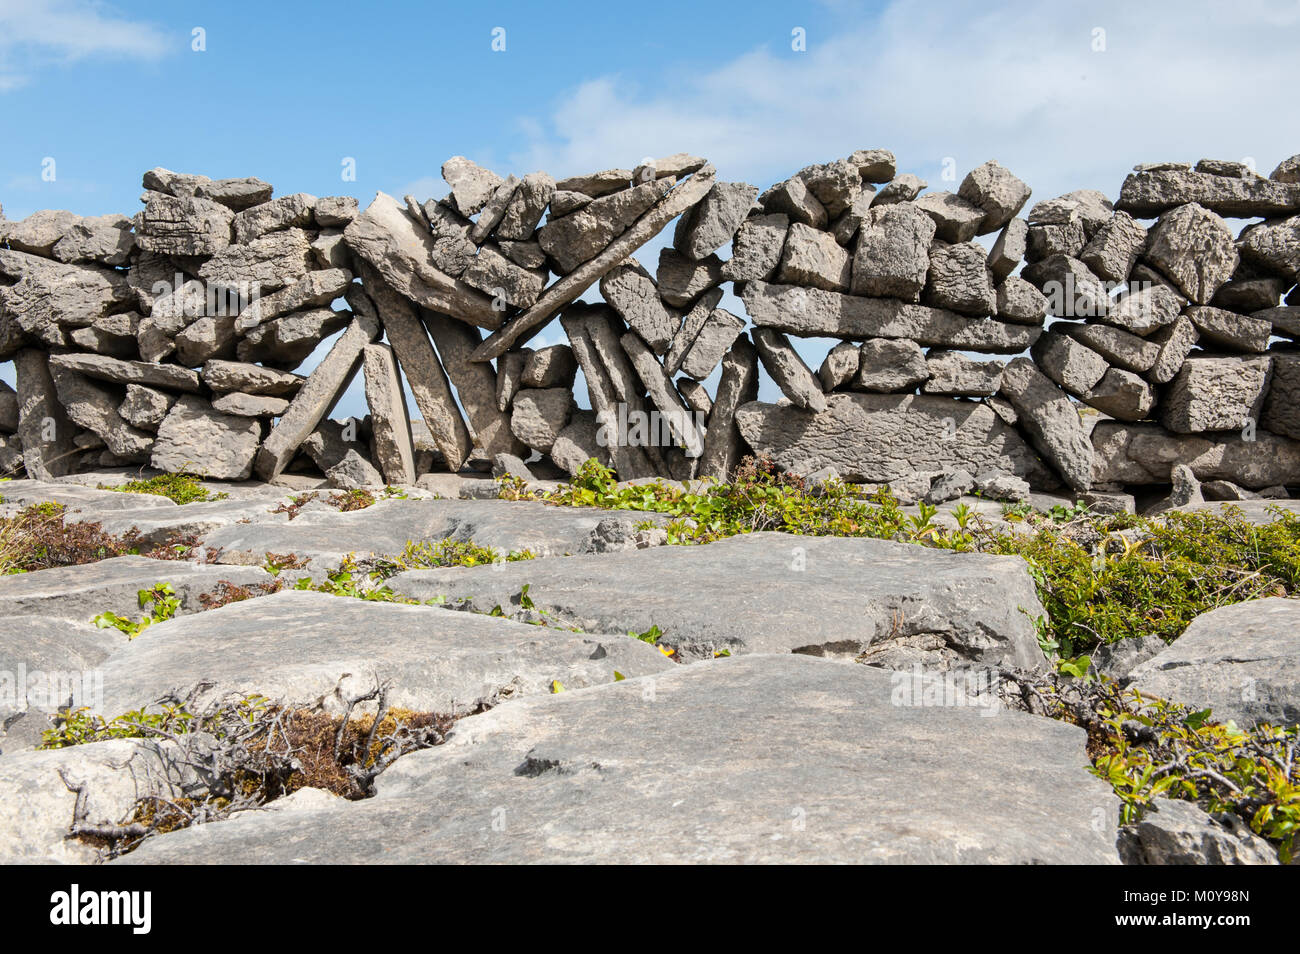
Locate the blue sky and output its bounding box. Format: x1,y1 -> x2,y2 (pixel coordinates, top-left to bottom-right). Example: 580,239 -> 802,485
3,0 -> 1299,417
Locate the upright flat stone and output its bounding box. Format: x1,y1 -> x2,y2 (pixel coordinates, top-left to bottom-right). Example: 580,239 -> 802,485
736,393 -> 1057,488
351,269 -> 471,471
49,366 -> 153,459
423,309 -> 526,460
998,357 -> 1093,491
1261,353 -> 1300,440
621,332 -> 704,457
599,259 -> 677,354
14,349 -> 77,479
1129,599 -> 1300,728
362,344 -> 417,484
753,328 -> 827,412
255,312 -> 381,480
698,335 -> 759,480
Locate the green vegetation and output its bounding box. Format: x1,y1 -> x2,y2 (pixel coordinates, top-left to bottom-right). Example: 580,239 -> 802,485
393,538 -> 535,570
91,583 -> 181,638
101,473 -> 228,505
0,502 -> 204,575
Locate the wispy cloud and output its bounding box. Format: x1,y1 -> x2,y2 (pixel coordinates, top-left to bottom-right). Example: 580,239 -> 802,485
0,0 -> 172,91
510,0 -> 1300,204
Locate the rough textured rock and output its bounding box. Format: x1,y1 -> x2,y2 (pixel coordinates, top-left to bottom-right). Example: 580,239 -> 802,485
818,340 -> 861,391
510,388 -> 573,453
1159,355 -> 1271,434
698,336 -> 760,480
548,409 -> 607,477
1107,284 -> 1185,336
14,351 -> 77,479
736,393 -> 1056,487
679,308 -> 746,381
1079,211 -> 1146,282
495,171 -> 556,240
759,175 -> 827,228
198,228 -> 314,293
777,223 -> 851,292
914,191 -> 985,243
722,212 -> 788,283
924,241 -> 997,316
232,193 -> 316,245
987,217 -> 1028,282
1030,331 -> 1109,396
752,328 -> 827,412
674,180 -> 758,259
740,281 -> 1040,353
49,365 -> 153,459
656,247 -> 725,308
1185,305 -> 1271,353
922,351 -> 1003,397
1143,204 -> 1239,304
461,244 -> 545,309
998,357 -> 1093,491
52,213 -> 135,266
1119,799 -> 1279,865
362,343 -> 417,484
520,344 -> 577,390
424,311 -> 527,460
995,275 -> 1048,325
1091,421 -> 1300,488
599,259 -> 677,354
201,360 -> 303,396
441,156 -> 504,215
539,179 -> 672,274
118,654 -> 1117,865
209,392 -> 288,418
662,288 -> 723,376
324,449 -> 384,489
1079,368 -> 1157,421
855,338 -> 929,392
150,395 -> 262,480
1237,214 -> 1300,280
957,160 -> 1031,234
1021,255 -> 1111,320
1057,322 -> 1159,373
1116,168 -> 1300,218
134,191 -> 233,257
1129,599 -> 1300,729
392,531 -> 1047,668
1261,353 -> 1300,440
850,203 -> 935,301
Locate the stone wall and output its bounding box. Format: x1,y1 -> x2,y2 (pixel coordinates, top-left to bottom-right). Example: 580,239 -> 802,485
1,151 -> 1298,501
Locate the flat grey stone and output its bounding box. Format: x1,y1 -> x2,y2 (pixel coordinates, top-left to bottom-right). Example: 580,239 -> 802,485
1129,598 -> 1300,729
94,590 -> 673,718
1092,421 -> 1300,489
1118,798 -> 1278,865
117,654 -> 1117,865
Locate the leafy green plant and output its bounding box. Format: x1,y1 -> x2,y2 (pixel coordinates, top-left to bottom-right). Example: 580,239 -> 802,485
101,474 -> 228,505
91,583 -> 181,638
394,539 -> 535,570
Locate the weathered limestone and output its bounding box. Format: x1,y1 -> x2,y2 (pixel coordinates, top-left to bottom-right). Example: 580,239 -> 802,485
255,311 -> 381,480
995,275 -> 1049,325
201,360 -> 304,396
14,349 -> 78,479
851,202 -> 935,301
210,392 -> 288,417
922,351 -> 1003,397
1030,331 -> 1109,395
1080,368 -> 1157,421
118,385 -> 176,430
988,217 -> 1028,282
674,180 -> 758,258
1159,355 -> 1271,434
134,191 -> 233,256
510,387 -> 573,453
678,308 -> 745,381
914,191 -> 985,243
776,223 -> 851,292
957,160 -> 1031,234
539,178 -> 673,274
198,228 -> 314,293
151,395 -> 262,479
698,336 -> 760,480
855,338 -> 929,392
1261,353 -> 1300,440
736,393 -> 1056,487
1116,168 -> 1300,218
233,193 -> 317,244
520,344 -> 577,390
924,241 -> 997,316
1079,211 -> 1146,282
818,341 -> 861,391
599,259 -> 677,353
752,328 -> 827,412
1143,204 -> 1239,304
441,156 -> 504,215
998,357 -> 1093,491
656,247 -> 725,307
1091,421 -> 1300,488
1185,305 -> 1271,353
362,343 -> 417,484
721,212 -> 788,282
48,353 -> 200,393
48,366 -> 152,459
1056,322 -> 1159,373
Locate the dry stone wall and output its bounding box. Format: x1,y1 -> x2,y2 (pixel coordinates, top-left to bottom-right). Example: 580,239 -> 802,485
2,151 -> 1299,502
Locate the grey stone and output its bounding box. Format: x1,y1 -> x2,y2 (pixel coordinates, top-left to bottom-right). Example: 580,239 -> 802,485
1028,190 -> 1115,236
957,160 -> 1031,234
1091,420 -> 1300,488
553,168 -> 632,198
538,178 -> 672,274
759,176 -> 827,228
13,351 -> 77,480
173,314 -> 237,366
67,312 -> 141,358
1262,305 -> 1300,338
520,345 -> 577,390
256,311 -> 381,480
48,365 -> 153,459
1116,168 -> 1300,218
1079,368 -> 1157,421
1145,315 -> 1201,384
1025,218 -> 1087,263
870,173 -> 926,206
1030,331 -> 1110,395
676,377 -> 712,417
797,158 -> 864,218
621,334 -> 705,458
1079,211 -> 1147,282
467,175 -> 520,244
0,250 -> 134,347
393,531 -> 1048,669
999,357 -> 1094,491
1057,322 -> 1159,373
547,190 -> 592,216
753,328 -> 827,412
151,395 -> 262,480
973,470 -> 1031,503
987,217 -> 1027,282
473,165 -> 719,360
829,189 -> 876,245
441,156 -> 504,215
1107,283 -> 1186,336
236,307 -> 348,365
494,348 -> 529,412
739,281 -> 1041,353
2,209 -> 79,255
922,351 -> 1003,396
48,353 -> 200,393
419,200 -> 478,277
818,340 -> 861,391
599,259 -> 677,353
1210,276 -> 1289,313
0,554 -> 269,622
1021,255 -> 1110,320
201,360 -> 304,396
350,267 -> 472,472
656,247 -> 724,307
1237,214 -> 1300,280
461,244 -> 546,309
698,335 -> 759,480
776,222 -> 851,292
51,213 -> 135,266
850,148 -> 897,183
548,410 -> 608,478
1272,154 -> 1300,184
423,311 -> 527,460
0,381 -> 17,433
1160,355 -> 1271,434
674,180 -> 758,259
497,238 -> 547,270
850,202 -> 935,301
344,192 -> 500,329
924,241 -> 997,316
1168,463 -> 1204,507
198,228 -> 314,294
362,343 -> 417,485
314,196 -> 358,227
1261,353 -> 1300,440
495,172 -> 556,241
633,153 -> 707,183
209,392 -> 289,418
1144,204 -> 1239,304
913,191 -> 985,243
924,468 -> 975,504
679,308 -> 745,381
736,392 -> 1057,488
1091,633 -> 1165,679
301,417 -> 368,473
1186,305 -> 1271,353
995,275 -> 1048,324
662,288 -> 724,376
117,653 -> 1117,866
236,268 -> 353,332
1130,598 -> 1300,729
855,338 -> 929,392
134,191 -> 233,257
232,193 -> 316,244
142,167 -> 272,211
510,388 -> 573,453
326,449 -> 384,489
1119,799 -> 1278,865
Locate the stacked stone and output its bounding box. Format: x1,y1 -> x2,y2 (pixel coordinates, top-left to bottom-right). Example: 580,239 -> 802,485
2,150 -> 1299,502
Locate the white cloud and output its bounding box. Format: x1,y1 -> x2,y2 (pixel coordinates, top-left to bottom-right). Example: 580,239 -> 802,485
0,0 -> 171,90
510,0 -> 1300,203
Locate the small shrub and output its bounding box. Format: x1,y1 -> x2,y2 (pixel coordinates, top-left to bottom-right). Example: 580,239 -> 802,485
92,583 -> 181,638
101,474 -> 228,505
